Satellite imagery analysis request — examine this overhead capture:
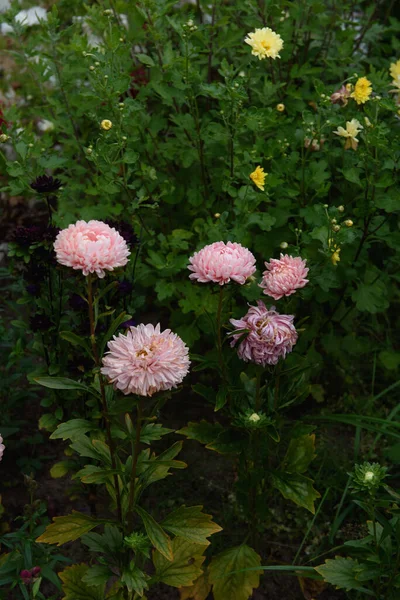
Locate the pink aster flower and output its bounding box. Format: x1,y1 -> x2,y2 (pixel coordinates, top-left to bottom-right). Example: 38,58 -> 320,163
260,254 -> 309,300
101,323 -> 190,397
229,301 -> 298,366
54,220 -> 130,278
0,435 -> 4,461
188,241 -> 256,285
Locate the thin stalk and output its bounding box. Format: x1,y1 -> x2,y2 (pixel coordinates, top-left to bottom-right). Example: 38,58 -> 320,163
87,274 -> 122,524
216,286 -> 228,389
127,399 -> 143,527
292,488 -> 330,565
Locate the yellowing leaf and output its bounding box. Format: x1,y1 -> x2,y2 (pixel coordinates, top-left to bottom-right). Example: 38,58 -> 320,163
50,461 -> 72,479
36,512 -> 102,546
59,564 -> 105,600
162,505 -> 222,546
136,506 -> 173,560
153,537 -> 207,588
180,572 -> 211,600
208,544 -> 262,600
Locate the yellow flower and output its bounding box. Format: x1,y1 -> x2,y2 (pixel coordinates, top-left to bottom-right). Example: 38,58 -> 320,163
333,119 -> 363,151
350,77 -> 372,104
244,27 -> 283,60
331,247 -> 341,266
390,59 -> 400,82
100,119 -> 113,131
276,103 -> 285,112
250,166 -> 267,191
344,219 -> 353,227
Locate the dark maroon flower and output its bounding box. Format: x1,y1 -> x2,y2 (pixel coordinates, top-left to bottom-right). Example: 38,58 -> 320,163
129,66 -> 149,98
20,570 -> 32,585
31,566 -> 41,577
105,220 -> 138,247
30,314 -> 52,332
118,280 -> 133,296
0,105 -> 8,131
69,293 -> 87,311
30,175 -> 62,194
26,284 -> 41,296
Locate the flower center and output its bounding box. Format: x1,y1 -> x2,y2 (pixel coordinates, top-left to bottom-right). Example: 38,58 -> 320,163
261,41 -> 271,51
136,348 -> 149,357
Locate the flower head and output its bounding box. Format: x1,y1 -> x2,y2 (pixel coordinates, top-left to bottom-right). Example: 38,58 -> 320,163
390,59 -> 400,82
250,165 -> 267,191
54,220 -> 130,278
0,435 -> 4,462
101,119 -> 113,130
351,77 -> 372,105
188,241 -> 256,285
260,254 -> 309,301
330,84 -> 352,106
30,175 -> 62,194
101,323 -> 190,396
248,413 -> 261,423
331,246 -> 341,266
276,103 -> 285,112
245,27 -> 283,60
229,300 -> 297,366
334,119 -> 363,150
350,462 -> 387,494
344,219 -> 353,227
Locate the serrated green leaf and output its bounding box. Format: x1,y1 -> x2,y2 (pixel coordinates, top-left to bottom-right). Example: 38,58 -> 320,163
39,413 -> 58,432
177,421 -> 224,445
59,564 -> 105,599
50,419 -> 96,441
136,506 -> 173,560
315,556 -> 366,592
271,472 -> 320,513
153,538 -> 207,588
82,565 -> 111,587
121,564 -> 148,596
140,423 -> 174,444
36,512 -> 102,546
162,506 -> 222,546
282,434 -> 316,474
209,544 -> 262,600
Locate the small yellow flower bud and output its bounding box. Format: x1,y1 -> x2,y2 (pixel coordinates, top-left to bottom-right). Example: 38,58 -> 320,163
331,218 -> 337,224
0,133 -> 9,143
239,71 -> 246,77
122,136 -> 127,141
333,224 -> 341,232
323,204 -> 329,208
104,75 -> 108,79
101,119 -> 113,131
103,9 -> 112,15
119,38 -> 124,42
28,143 -> 33,148
344,219 -> 353,227
87,148 -> 92,154
119,102 -> 124,107
89,65 -> 95,71
248,413 -> 261,423
280,242 -> 288,249
276,103 -> 285,112
214,213 -> 221,218
337,205 -> 345,212
95,62 -> 100,66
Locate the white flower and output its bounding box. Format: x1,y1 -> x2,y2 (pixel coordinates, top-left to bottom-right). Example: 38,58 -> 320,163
248,413 -> 261,423
333,119 -> 363,150
16,7 -> 47,26
37,119 -> 54,133
364,471 -> 375,482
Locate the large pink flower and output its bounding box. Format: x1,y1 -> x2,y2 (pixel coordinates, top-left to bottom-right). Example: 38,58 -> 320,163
101,323 -> 190,397
54,220 -> 130,278
260,254 -> 309,300
0,435 -> 4,462
229,300 -> 297,366
188,241 -> 256,285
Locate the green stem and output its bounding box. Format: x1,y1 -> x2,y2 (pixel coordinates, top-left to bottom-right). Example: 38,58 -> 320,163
87,274 -> 122,525
216,286 -> 229,391
127,399 -> 143,528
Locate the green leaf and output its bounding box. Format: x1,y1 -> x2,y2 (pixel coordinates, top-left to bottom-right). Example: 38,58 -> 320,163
59,564 -> 105,599
15,141 -> 28,161
177,421 -> 224,445
123,151 -> 139,164
34,377 -> 89,392
352,280 -> 389,314
282,434 -> 316,474
36,512 -> 102,546
39,413 -> 58,432
315,556 -> 368,592
162,506 -> 222,546
82,565 -> 111,587
140,423 -> 174,444
136,53 -> 155,67
60,331 -> 91,355
215,387 -> 228,412
50,461 -> 73,479
271,472 -> 320,513
209,544 -> 262,600
136,506 -> 173,560
153,537 -> 207,588
50,419 -> 96,441
180,573 -> 211,600
121,564 -> 149,596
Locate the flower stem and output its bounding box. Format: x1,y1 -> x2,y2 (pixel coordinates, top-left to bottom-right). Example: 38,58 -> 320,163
127,399 -> 143,528
216,286 -> 229,392
87,274 -> 122,525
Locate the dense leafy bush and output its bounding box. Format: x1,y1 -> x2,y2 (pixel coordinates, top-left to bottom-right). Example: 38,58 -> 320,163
0,0 -> 399,598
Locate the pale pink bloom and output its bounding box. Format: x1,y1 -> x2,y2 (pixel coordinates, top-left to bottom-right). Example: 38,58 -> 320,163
188,241 -> 256,285
54,220 -> 130,278
101,323 -> 190,397
330,84 -> 352,106
229,301 -> 297,366
0,435 -> 4,461
260,254 -> 309,300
